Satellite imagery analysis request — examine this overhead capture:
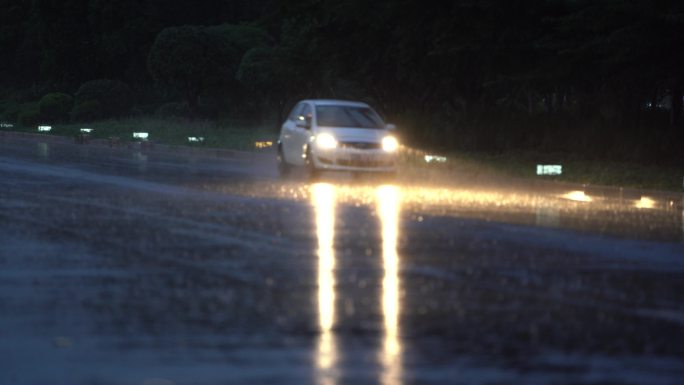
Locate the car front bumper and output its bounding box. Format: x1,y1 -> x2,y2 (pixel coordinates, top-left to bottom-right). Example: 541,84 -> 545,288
312,148 -> 397,172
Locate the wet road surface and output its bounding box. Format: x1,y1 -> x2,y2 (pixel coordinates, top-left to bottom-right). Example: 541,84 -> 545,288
1,136 -> 683,385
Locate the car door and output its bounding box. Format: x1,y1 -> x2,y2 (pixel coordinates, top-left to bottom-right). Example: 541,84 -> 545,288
281,103 -> 302,164
291,103 -> 313,165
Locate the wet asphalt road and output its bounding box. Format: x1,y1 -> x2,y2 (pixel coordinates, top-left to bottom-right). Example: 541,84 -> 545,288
1,135 -> 683,385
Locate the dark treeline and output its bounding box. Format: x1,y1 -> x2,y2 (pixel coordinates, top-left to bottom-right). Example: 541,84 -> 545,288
1,0 -> 683,163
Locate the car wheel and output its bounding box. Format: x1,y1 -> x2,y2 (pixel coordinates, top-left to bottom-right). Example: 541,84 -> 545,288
277,146 -> 290,177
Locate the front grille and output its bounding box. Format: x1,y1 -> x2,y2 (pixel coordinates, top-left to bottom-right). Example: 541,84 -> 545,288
318,156 -> 333,165
337,158 -> 392,167
339,141 -> 381,150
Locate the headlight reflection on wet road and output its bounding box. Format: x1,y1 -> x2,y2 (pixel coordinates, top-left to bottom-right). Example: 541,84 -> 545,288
312,183 -> 404,385
312,183 -> 338,384
377,185 -> 403,385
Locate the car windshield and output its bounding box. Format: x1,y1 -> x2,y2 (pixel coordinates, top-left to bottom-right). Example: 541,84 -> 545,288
316,105 -> 384,129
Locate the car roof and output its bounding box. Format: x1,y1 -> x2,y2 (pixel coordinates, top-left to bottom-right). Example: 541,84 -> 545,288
302,99 -> 370,108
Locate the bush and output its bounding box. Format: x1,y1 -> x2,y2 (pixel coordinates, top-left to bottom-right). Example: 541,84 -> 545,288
11,86 -> 48,103
0,100 -> 20,123
156,102 -> 191,118
17,103 -> 42,127
75,79 -> 133,118
71,100 -> 103,122
39,92 -> 73,123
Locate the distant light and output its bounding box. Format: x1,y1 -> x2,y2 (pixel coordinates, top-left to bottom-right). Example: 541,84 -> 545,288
188,136 -> 205,143
0,122 -> 13,128
537,164 -> 562,176
424,155 -> 447,163
635,196 -> 656,209
255,140 -> 273,149
80,128 -> 93,133
37,125 -> 52,132
562,190 -> 592,202
133,132 -> 149,140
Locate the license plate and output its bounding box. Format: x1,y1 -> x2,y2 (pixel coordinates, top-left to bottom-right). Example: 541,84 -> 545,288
351,154 -> 370,163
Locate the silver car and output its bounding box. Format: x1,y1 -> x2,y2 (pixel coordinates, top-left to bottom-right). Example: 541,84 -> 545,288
277,99 -> 399,178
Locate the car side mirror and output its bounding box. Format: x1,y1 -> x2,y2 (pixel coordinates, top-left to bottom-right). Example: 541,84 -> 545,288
296,116 -> 312,129
385,123 -> 397,131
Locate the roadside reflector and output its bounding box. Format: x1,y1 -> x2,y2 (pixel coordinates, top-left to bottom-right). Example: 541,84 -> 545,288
424,155 -> 447,163
537,164 -> 562,175
255,141 -> 273,149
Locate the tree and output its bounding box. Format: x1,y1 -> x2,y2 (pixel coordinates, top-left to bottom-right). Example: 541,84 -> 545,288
39,92 -> 73,122
147,26 -> 239,115
237,46 -> 289,124
74,79 -> 133,118
0,0 -> 31,86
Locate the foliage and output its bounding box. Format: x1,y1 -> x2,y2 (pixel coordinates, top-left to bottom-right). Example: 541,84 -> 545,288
0,100 -> 20,123
236,46 -> 291,122
156,102 -> 191,118
206,23 -> 271,54
75,79 -> 133,118
147,26 -> 240,114
71,100 -> 103,122
17,103 -> 42,127
38,92 -> 73,123
54,116 -> 277,150
0,0 -> 683,164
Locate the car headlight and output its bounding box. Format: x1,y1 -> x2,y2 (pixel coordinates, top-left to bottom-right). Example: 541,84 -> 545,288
382,136 -> 399,152
316,133 -> 337,149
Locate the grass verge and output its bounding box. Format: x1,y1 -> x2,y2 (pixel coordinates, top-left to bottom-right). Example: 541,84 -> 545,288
3,116 -> 278,151
406,150 -> 684,192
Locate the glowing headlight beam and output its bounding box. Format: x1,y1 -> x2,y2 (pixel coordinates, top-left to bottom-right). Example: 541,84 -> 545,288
561,190 -> 592,203
316,133 -> 338,150
382,136 -> 399,152
635,196 -> 656,209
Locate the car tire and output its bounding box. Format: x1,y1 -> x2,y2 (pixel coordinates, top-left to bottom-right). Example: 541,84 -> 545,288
277,146 -> 290,177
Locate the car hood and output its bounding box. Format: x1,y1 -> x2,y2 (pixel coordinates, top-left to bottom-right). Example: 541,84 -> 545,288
317,127 -> 389,143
